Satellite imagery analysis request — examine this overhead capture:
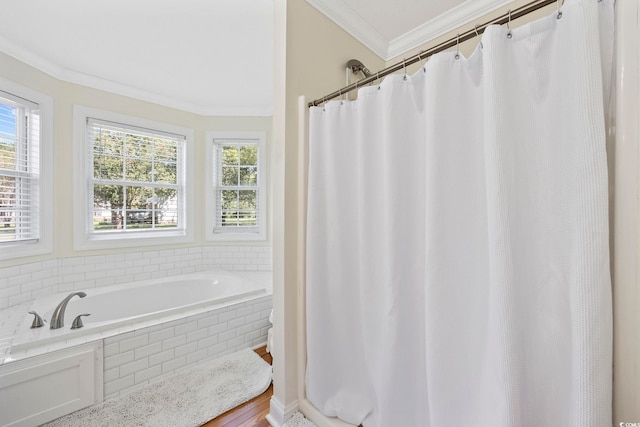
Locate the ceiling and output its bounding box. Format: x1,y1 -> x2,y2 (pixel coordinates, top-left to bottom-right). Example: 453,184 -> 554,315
306,0 -> 516,60
0,0 -> 273,116
0,0 -> 514,116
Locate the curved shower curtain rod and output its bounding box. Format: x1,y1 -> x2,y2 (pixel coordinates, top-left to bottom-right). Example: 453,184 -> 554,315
308,0 -> 561,107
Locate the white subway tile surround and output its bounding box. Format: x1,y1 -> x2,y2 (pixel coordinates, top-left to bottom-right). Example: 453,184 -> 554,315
0,260 -> 272,405
0,246 -> 272,374
0,246 -> 271,310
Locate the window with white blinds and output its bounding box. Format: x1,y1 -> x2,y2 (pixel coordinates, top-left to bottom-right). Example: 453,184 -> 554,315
87,118 -> 186,235
211,134 -> 265,239
0,92 -> 40,244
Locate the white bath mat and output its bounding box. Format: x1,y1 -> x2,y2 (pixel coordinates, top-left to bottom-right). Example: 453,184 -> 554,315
44,348 -> 272,427
284,411 -> 319,427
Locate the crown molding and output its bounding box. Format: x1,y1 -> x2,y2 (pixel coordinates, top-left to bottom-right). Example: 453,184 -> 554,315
305,0 -> 388,59
387,0 -> 515,60
306,0 -> 518,62
61,67 -> 272,117
0,34 -> 66,80
0,35 -> 272,117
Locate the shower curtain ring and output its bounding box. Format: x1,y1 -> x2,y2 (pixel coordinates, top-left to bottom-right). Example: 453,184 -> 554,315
507,10 -> 513,38
556,0 -> 563,19
418,50 -> 428,72
455,34 -> 460,59
376,71 -> 381,89
403,58 -> 408,80
474,25 -> 484,49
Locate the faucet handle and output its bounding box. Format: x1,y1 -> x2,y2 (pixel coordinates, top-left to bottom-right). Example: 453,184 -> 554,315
71,313 -> 90,330
28,311 -> 45,329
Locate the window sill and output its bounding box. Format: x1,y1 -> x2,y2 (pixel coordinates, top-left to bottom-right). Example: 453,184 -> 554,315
207,230 -> 266,242
0,240 -> 53,261
74,230 -> 194,251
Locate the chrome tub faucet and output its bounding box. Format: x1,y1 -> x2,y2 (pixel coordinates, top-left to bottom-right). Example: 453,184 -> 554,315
50,292 -> 87,329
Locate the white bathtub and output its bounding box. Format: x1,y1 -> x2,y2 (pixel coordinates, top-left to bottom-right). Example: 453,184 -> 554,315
1,270 -> 271,426
11,270 -> 267,354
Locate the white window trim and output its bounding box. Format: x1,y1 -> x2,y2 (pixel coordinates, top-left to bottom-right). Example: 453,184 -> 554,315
73,106 -> 194,250
206,131 -> 266,242
0,78 -> 53,261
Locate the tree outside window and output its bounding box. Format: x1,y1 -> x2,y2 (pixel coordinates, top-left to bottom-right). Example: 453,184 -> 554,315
90,120 -> 183,233
219,144 -> 258,227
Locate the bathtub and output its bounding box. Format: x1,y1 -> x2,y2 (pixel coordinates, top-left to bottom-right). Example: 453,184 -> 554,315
1,269 -> 272,425
11,269 -> 268,354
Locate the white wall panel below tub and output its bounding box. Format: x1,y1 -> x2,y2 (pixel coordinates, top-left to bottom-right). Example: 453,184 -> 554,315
102,294 -> 271,398
0,342 -> 103,427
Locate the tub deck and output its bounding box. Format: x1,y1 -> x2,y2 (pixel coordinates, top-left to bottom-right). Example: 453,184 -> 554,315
0,271 -> 271,365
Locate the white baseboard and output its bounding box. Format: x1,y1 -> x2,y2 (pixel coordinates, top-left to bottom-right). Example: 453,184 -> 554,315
265,413 -> 282,427
267,396 -> 299,426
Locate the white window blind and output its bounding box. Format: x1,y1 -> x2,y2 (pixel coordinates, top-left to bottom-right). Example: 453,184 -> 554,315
87,118 -> 186,235
213,139 -> 262,234
0,91 -> 40,244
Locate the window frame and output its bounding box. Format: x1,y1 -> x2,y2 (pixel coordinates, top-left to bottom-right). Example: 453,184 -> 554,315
206,131 -> 266,242
73,106 -> 194,250
0,78 -> 53,261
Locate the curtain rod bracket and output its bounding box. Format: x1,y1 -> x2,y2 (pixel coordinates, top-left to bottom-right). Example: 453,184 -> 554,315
346,59 -> 372,78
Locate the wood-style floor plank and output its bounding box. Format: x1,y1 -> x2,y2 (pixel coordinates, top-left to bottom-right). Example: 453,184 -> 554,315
201,346 -> 273,427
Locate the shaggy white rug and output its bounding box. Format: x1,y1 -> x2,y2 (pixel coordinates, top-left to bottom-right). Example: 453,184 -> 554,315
44,348 -> 272,427
284,411 -> 319,427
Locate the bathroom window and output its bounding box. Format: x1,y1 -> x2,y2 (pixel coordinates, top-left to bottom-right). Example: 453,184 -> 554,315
0,81 -> 53,260
207,132 -> 266,241
74,106 -> 194,250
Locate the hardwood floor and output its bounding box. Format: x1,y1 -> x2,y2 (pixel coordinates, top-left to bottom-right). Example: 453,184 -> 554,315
201,346 -> 273,427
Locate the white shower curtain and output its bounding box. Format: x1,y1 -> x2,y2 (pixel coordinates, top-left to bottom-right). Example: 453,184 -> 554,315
305,0 -> 614,426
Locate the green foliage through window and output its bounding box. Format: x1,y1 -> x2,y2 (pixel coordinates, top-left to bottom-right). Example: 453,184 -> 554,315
90,120 -> 183,233
0,97 -> 39,243
216,142 -> 259,229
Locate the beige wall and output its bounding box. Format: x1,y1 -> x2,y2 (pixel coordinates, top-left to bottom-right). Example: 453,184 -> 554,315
282,0 -> 640,425
611,0 -> 640,423
271,0 -> 384,423
0,50 -> 272,270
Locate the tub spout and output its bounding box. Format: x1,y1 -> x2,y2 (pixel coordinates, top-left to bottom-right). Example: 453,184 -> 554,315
50,292 -> 87,329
